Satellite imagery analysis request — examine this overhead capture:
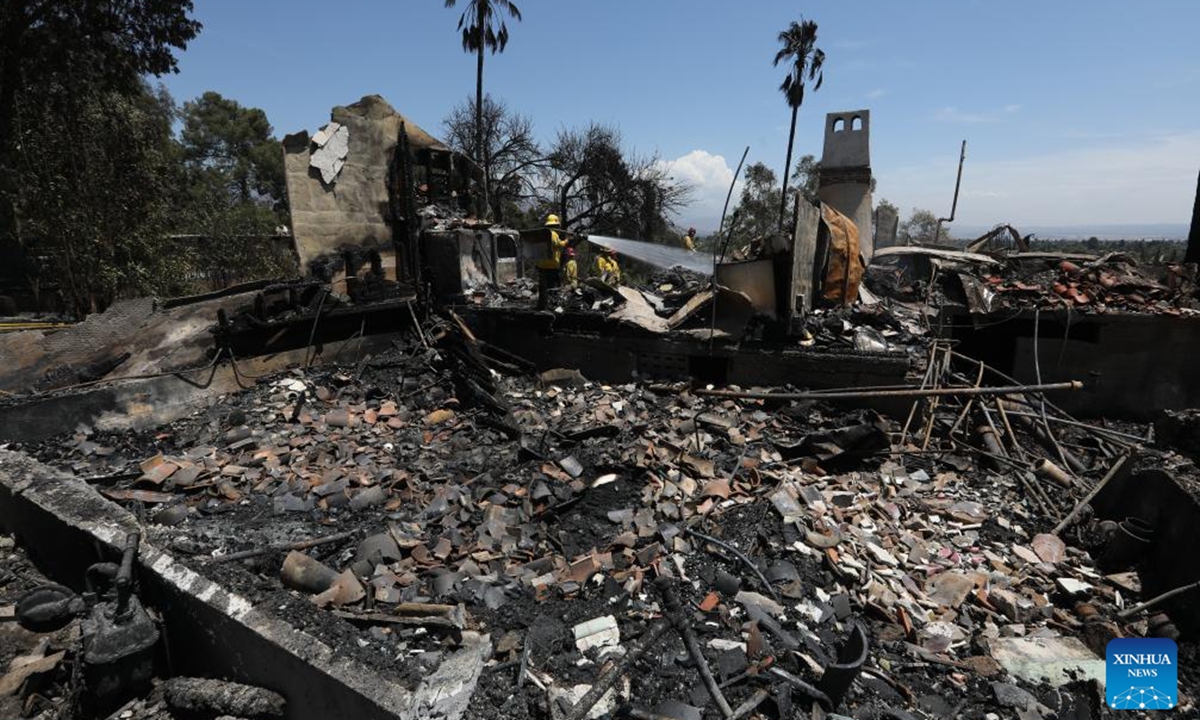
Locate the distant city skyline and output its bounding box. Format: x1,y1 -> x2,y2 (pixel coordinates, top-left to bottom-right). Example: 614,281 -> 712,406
159,1 -> 1200,232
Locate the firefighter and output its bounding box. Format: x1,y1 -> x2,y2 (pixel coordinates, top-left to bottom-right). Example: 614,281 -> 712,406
607,249 -> 622,284
593,247 -> 612,281
683,227 -> 697,252
536,214 -> 568,308
563,246 -> 579,287
595,247 -> 621,285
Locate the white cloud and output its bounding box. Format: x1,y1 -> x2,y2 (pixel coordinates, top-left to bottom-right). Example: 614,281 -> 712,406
881,131 -> 1200,225
865,88 -> 888,99
934,106 -> 1000,123
659,150 -> 739,229
934,104 -> 1021,124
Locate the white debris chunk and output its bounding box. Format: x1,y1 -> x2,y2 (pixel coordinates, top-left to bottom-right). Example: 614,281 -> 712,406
574,615 -> 620,652
310,122 -> 349,184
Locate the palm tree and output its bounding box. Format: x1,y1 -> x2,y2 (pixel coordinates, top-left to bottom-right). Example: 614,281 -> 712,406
773,18 -> 824,232
444,0 -> 522,219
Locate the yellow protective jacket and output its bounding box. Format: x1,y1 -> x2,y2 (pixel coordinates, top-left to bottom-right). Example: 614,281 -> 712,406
564,258 -> 579,285
595,255 -> 621,284
536,229 -> 568,269
594,255 -> 611,276
683,234 -> 696,251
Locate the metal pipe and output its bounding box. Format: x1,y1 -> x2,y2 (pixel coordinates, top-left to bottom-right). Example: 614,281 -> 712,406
1118,579 -> 1200,619
115,532 -> 140,616
1054,454 -> 1131,535
997,410 -> 1143,444
1034,458 -> 1074,488
695,380 -> 1082,402
684,527 -> 780,604
767,667 -> 832,708
709,146 -> 750,350
210,530 -> 359,564
932,140 -> 966,243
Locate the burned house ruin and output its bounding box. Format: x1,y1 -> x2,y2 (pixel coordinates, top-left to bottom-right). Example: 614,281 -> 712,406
1,93 -> 1200,720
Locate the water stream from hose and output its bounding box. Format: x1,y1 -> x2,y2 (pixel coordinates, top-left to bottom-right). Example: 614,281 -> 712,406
584,235 -> 713,275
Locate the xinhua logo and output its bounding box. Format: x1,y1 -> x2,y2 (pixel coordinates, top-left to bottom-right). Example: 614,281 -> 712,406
1107,638 -> 1177,710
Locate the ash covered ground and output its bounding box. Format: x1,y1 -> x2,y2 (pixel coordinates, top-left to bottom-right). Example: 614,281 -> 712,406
6,315 -> 1198,720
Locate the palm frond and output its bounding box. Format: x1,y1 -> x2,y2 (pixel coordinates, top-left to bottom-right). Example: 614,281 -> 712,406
773,16 -> 824,109
447,0 -> 521,55
496,0 -> 522,21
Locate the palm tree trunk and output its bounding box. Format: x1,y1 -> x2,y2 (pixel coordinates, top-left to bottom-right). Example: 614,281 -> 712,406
474,14 -> 489,219
778,103 -> 799,233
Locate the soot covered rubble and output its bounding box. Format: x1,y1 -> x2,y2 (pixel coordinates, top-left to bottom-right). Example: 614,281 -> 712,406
8,313 -> 1199,720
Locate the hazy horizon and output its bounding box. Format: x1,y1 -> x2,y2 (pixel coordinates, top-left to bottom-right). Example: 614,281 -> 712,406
684,220 -> 1190,241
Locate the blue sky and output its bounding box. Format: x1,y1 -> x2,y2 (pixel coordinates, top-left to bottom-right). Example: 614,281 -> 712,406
161,1 -> 1200,232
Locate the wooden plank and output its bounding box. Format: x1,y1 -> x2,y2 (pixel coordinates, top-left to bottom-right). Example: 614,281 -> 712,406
789,198 -> 822,317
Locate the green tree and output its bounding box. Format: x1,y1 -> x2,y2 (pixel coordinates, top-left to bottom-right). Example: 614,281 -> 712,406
16,81 -> 190,315
0,1 -> 200,246
898,208 -> 953,245
444,0 -> 522,219
790,154 -> 820,206
876,198 -> 900,218
773,18 -> 824,232
176,91 -> 292,289
179,91 -> 287,217
181,187 -> 289,291
728,162 -> 782,241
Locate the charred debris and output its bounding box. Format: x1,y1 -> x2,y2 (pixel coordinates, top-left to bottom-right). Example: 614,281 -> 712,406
1,97 -> 1200,720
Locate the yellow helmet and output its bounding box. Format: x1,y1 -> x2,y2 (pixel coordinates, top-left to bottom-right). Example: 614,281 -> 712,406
545,214 -> 561,227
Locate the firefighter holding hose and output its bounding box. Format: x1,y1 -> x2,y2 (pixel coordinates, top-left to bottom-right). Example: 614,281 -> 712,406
536,214 -> 569,308
683,227 -> 697,252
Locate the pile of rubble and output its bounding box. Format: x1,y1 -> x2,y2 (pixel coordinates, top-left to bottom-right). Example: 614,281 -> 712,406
869,250 -> 1200,318
984,255 -> 1200,316
6,311 -> 1196,719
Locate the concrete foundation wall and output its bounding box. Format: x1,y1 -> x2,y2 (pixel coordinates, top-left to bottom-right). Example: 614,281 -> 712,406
459,308 -> 914,416
0,451 -> 490,720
